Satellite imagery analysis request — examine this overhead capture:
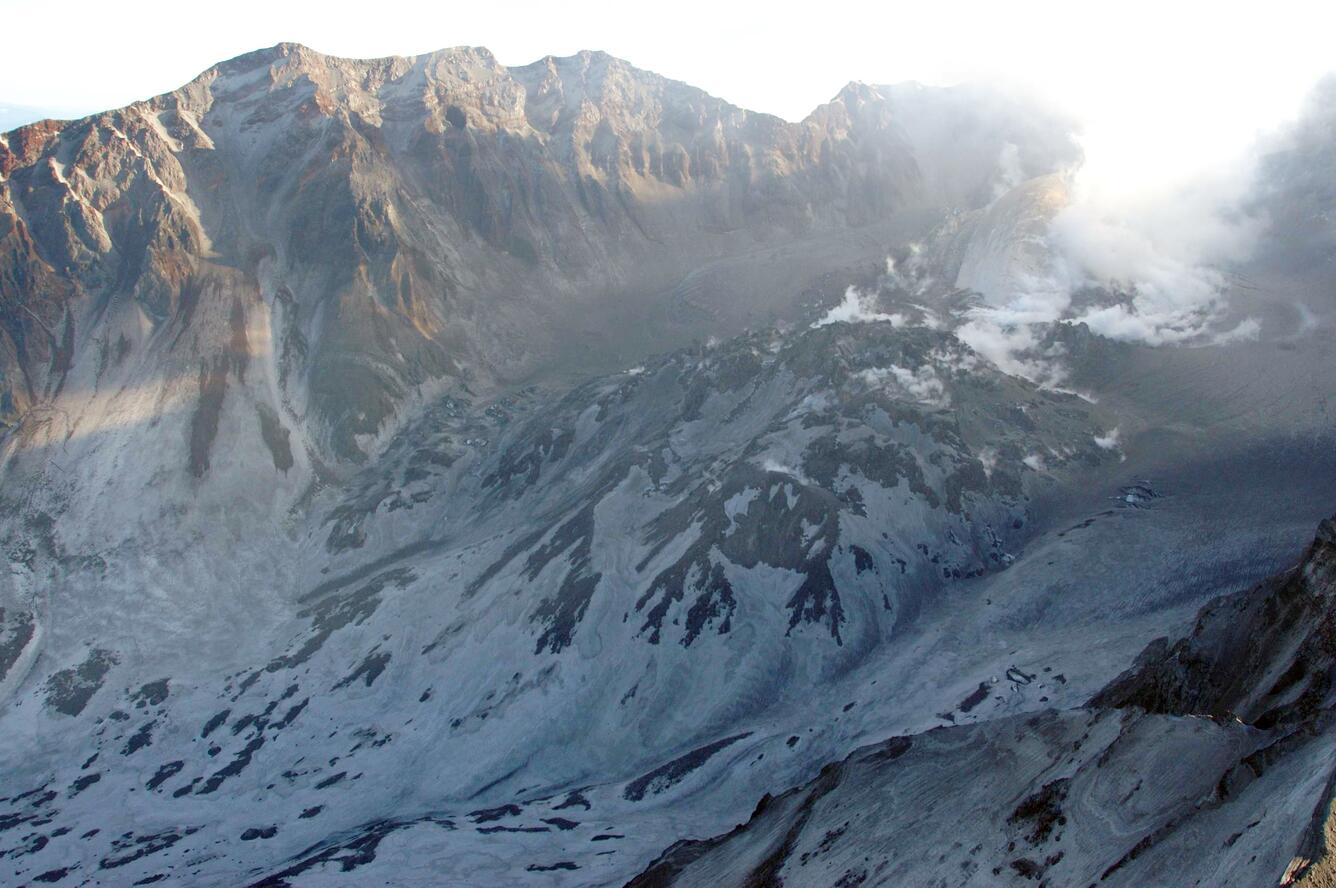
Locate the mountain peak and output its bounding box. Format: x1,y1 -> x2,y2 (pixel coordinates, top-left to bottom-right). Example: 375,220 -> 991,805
211,40 -> 312,74
834,80 -> 885,105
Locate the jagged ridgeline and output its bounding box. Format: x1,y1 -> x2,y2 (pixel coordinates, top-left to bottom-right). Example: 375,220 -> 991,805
0,42 -> 1078,459
0,42 -> 1334,887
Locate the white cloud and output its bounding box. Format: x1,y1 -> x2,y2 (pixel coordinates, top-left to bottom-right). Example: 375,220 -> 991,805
977,447 -> 998,478
1046,164 -> 1264,344
813,287 -> 905,328
859,364 -> 950,407
955,314 -> 1066,387
952,143 -> 1271,384
992,142 -> 1024,199
1211,317 -> 1262,345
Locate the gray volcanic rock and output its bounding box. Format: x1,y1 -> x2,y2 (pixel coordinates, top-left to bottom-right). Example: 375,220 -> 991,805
630,516 -> 1336,887
0,311 -> 1132,886
0,41 -> 1332,888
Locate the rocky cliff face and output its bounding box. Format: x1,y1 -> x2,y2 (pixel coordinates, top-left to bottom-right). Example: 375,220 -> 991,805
1094,517 -> 1336,727
0,43 -> 1078,461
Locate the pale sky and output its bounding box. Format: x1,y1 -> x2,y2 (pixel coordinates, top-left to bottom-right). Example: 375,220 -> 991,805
1,0 -> 1332,196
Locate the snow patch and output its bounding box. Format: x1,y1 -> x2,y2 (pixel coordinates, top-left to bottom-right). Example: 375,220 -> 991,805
723,487 -> 760,535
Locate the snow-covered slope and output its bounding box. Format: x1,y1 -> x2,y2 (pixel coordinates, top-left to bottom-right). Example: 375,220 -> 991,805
0,315 -> 1114,883
2,297 -> 1332,884
0,43 -> 1333,888
631,516 -> 1336,886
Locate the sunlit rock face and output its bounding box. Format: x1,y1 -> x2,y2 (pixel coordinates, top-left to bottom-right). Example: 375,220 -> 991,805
0,44 -> 1080,463
0,42 -> 1334,888
948,174 -> 1071,303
